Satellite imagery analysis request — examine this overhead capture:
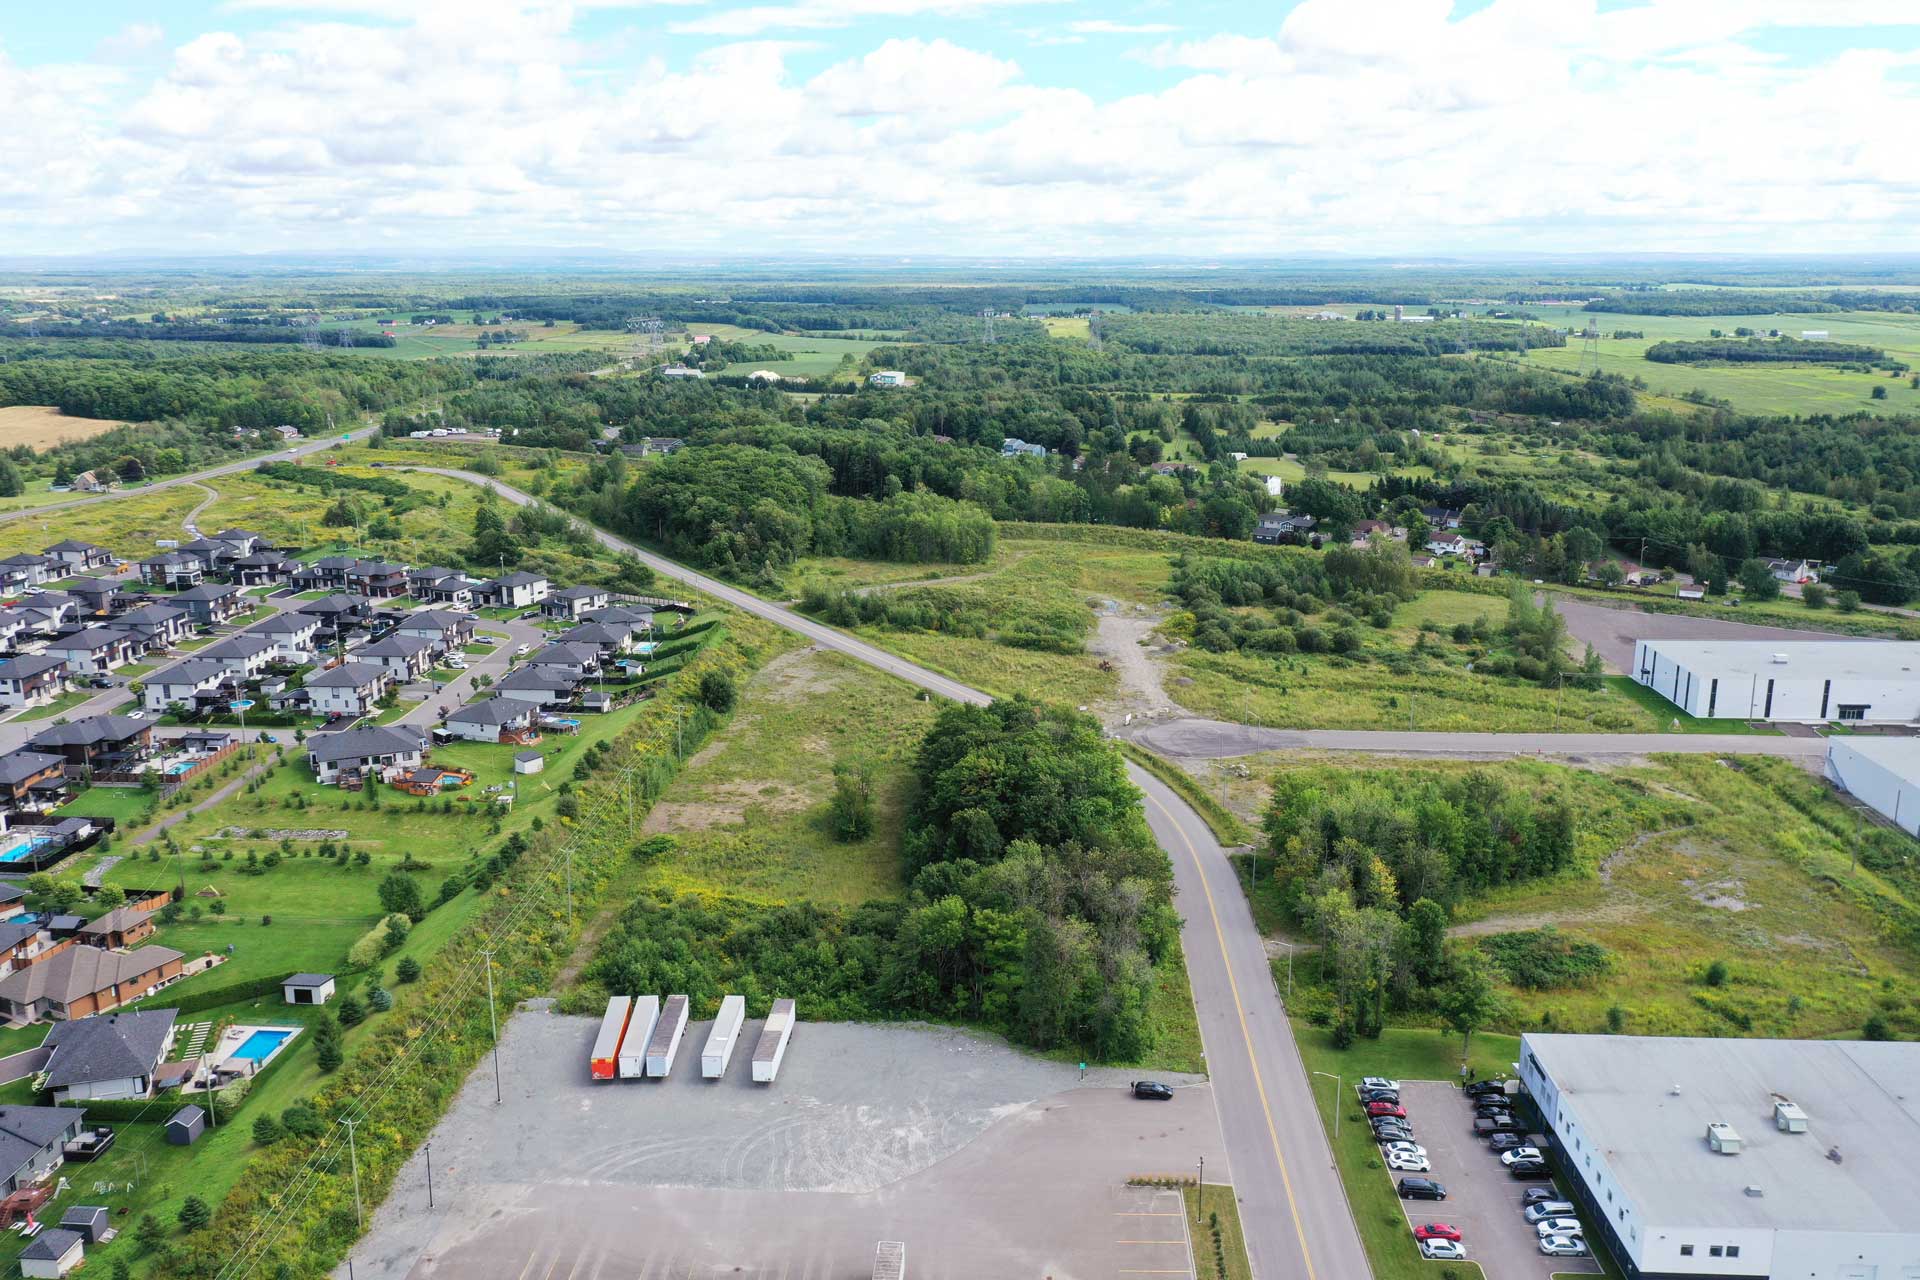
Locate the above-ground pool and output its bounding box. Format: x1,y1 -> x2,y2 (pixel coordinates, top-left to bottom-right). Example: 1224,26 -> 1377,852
544,717 -> 581,729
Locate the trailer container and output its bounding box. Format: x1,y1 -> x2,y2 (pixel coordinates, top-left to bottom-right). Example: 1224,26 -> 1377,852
873,1240 -> 907,1280
701,995 -> 746,1079
751,998 -> 796,1084
645,994 -> 689,1078
618,995 -> 660,1080
589,996 -> 632,1081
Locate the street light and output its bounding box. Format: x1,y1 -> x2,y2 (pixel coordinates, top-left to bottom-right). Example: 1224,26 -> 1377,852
1310,1070 -> 1342,1138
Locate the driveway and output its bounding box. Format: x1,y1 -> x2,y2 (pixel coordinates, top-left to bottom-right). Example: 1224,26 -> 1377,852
1387,1082 -> 1599,1280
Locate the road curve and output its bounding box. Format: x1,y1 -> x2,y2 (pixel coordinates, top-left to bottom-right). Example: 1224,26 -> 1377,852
1130,717 -> 1832,762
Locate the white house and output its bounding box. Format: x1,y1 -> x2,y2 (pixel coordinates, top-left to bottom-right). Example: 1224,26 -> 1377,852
355,634 -> 436,683
18,1227 -> 84,1278
247,612 -> 322,662
195,634 -> 278,681
1518,1032 -> 1920,1280
43,629 -> 137,676
1765,559 -> 1817,585
493,666 -> 578,707
304,663 -> 391,717
396,611 -> 476,653
1632,639 -> 1920,723
143,659 -> 230,713
484,571 -> 549,609
523,643 -> 600,678
41,1009 -> 177,1102
0,656 -> 68,711
1424,534 -> 1469,556
108,603 -> 194,651
443,697 -> 536,743
42,541 -> 113,573
542,585 -> 611,621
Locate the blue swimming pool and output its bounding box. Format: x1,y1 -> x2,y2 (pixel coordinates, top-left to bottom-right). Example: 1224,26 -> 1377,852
545,717 -> 581,729
229,1029 -> 294,1063
0,836 -> 53,865
165,760 -> 197,776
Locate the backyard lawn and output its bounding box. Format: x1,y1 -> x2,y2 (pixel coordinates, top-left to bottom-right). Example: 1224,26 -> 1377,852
10,688 -> 97,722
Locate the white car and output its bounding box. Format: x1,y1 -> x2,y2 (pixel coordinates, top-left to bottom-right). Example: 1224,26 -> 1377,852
128,709 -> 147,720
1500,1146 -> 1544,1166
1379,1141 -> 1427,1159
1419,1239 -> 1466,1261
1539,1236 -> 1588,1258
1362,1077 -> 1401,1093
446,656 -> 468,670
514,644 -> 530,656
1387,1151 -> 1431,1173
1523,1202 -> 1576,1223
1533,1218 -> 1582,1238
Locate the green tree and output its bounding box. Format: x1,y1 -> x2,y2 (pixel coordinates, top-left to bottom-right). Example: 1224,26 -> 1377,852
135,1214 -> 165,1254
316,1038 -> 344,1072
828,760 -> 875,841
1837,589 -> 1863,613
336,992 -> 367,1027
0,456 -> 22,498
1736,558 -> 1782,600
1802,583 -> 1830,609
698,670 -> 737,713
1704,959 -> 1729,987
1863,1013 -> 1894,1041
252,1114 -> 285,1146
110,1259 -> 132,1280
1606,1004 -> 1627,1034
1437,948 -> 1506,1060
178,1195 -> 211,1232
395,955 -> 422,983
377,871 -> 427,922
1400,898 -> 1448,989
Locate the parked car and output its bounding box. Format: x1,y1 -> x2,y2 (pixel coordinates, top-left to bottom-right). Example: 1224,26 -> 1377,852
1411,1224 -> 1461,1243
1130,1081 -> 1174,1101
1465,1079 -> 1509,1098
1372,1121 -> 1415,1140
1380,1142 -> 1426,1159
1488,1133 -> 1529,1153
1500,1147 -> 1544,1167
1387,1151 -> 1431,1173
1473,1117 -> 1524,1136
1366,1101 -> 1407,1119
514,643 -> 530,656
128,709 -> 147,720
1533,1218 -> 1583,1238
1359,1089 -> 1400,1105
1523,1202 -> 1577,1224
1521,1187 -> 1565,1208
1474,1101 -> 1515,1119
1508,1160 -> 1552,1180
1397,1178 -> 1447,1201
1539,1236 -> 1588,1257
1362,1077 -> 1401,1092
1419,1240 -> 1466,1261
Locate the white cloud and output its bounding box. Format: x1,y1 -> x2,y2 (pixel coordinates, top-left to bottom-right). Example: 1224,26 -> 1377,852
5,1 -> 1920,256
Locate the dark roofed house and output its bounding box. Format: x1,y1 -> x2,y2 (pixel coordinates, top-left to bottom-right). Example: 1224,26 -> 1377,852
172,583 -> 246,627
443,697 -> 535,743
0,554 -> 58,593
139,551 -> 204,589
60,577 -> 121,617
396,610 -> 476,652
356,634 -> 435,682
494,665 -> 579,707
584,606 -> 655,635
0,751 -> 69,817
107,601 -> 193,650
27,716 -> 153,775
43,628 -> 137,676
292,555 -> 360,592
542,584 -> 611,620
558,622 -> 636,655
38,1007 -> 179,1095
42,542 -> 112,572
524,642 -> 600,677
176,537 -> 233,570
0,656 -> 68,713
77,906 -> 157,951
347,560 -> 410,598
230,551 -> 297,586
282,973 -> 335,1005
306,725 -> 426,785
0,1106 -> 87,1195
1252,511 -> 1317,545
482,571 -> 549,609
304,662 -> 390,717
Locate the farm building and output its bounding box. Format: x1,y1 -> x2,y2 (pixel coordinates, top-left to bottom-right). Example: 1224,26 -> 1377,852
1630,639 -> 1920,723
1824,737 -> 1920,835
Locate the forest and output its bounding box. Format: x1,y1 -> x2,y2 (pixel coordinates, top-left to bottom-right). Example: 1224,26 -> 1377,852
1645,336 -> 1900,367
588,699 -> 1178,1060
1583,289 -> 1920,316
1097,311 -> 1564,357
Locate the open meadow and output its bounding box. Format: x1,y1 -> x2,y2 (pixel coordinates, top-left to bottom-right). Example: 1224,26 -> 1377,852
0,403 -> 127,450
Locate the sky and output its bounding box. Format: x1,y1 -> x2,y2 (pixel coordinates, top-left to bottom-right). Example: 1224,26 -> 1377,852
4,0 -> 1920,259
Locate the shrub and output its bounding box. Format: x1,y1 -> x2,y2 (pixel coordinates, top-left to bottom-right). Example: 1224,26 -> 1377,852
1864,1014 -> 1895,1041
179,1195 -> 211,1232
368,987 -> 393,1013
395,956 -> 422,984
1704,959 -> 1729,987
252,1114 -> 285,1146
336,993 -> 367,1027
1480,929 -> 1613,989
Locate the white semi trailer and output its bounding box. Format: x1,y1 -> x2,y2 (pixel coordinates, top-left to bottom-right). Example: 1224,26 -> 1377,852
644,994 -> 689,1078
701,995 -> 745,1079
618,995 -> 660,1080
751,998 -> 796,1084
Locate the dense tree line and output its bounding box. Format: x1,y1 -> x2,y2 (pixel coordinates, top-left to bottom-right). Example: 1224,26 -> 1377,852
1584,290 -> 1920,316
1098,311 -> 1564,358
1646,337 -> 1901,367
589,699 -> 1177,1060
4,320 -> 396,346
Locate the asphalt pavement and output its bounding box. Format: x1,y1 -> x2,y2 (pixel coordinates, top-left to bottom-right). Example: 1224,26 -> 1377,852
1129,717 -> 1833,763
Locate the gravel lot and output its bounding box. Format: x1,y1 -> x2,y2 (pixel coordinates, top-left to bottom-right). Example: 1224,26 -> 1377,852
343,1010 -> 1221,1280
1386,1082 -> 1599,1280
1552,598 -> 1868,674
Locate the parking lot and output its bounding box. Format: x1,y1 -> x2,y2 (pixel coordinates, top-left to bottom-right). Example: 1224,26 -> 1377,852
1382,1081 -> 1600,1280
343,1009 -> 1221,1280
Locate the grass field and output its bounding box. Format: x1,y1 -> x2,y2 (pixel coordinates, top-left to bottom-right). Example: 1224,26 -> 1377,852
1184,1182 -> 1252,1280
54,783 -> 158,827
0,403 -> 127,450
7,687 -> 98,722
689,322 -> 894,379
316,318 -> 635,361
0,484 -> 202,554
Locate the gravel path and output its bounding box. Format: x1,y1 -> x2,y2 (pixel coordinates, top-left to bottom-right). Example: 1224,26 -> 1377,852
1090,605 -> 1180,727
82,855 -> 122,887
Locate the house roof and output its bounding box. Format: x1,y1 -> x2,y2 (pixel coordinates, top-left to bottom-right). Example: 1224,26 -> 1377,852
141,551 -> 200,567
447,698 -> 529,725
310,556 -> 360,571
0,921 -> 41,952
77,906 -> 156,940
0,654 -> 67,681
248,612 -> 320,635
551,585 -> 607,600
284,973 -> 334,988
198,634 -> 277,661
358,635 -> 433,659
398,611 -> 473,634
179,538 -> 227,554
487,571 -> 547,588
306,725 -> 424,763
297,594 -> 370,617
496,667 -> 578,692
47,628 -> 128,653
527,643 -> 598,666
559,623 -> 628,646
113,603 -> 189,627
150,658 -> 229,688
0,883 -> 27,905
233,552 -> 292,568
305,662 -> 387,688
18,1227 -> 83,1262
514,750 -> 542,763
63,577 -> 119,596
38,1006 -> 179,1082
174,584 -> 242,602
0,554 -> 54,568
584,607 -> 653,625
349,560 -> 406,576
43,541 -> 107,554
211,529 -> 262,542
28,715 -> 147,749
0,1107 -> 81,1184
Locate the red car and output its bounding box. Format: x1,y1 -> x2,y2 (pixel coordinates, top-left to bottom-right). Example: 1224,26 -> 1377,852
1366,1101 -> 1407,1119
1413,1224 -> 1462,1243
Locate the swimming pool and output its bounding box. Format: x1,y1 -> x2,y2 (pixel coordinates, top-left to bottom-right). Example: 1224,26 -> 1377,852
165,760 -> 197,776
229,1028 -> 294,1063
544,717 -> 581,729
0,835 -> 53,864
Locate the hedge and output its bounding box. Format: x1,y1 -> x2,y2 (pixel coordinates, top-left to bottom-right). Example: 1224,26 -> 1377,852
150,973 -> 296,1017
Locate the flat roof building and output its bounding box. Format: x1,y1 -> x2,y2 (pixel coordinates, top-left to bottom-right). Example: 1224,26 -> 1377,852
1518,1032 -> 1920,1278
1630,639 -> 1913,723
1824,736 -> 1920,835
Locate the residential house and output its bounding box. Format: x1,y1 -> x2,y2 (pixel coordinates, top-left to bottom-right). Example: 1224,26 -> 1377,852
408,566 -> 461,599
14,593 -> 80,634
347,560 -> 410,599
356,634 -> 435,683
0,886 -> 30,926
38,1008 -> 178,1094
0,613 -> 23,652
0,951 -> 183,1024
71,470 -> 110,493
0,554 -> 58,595
43,629 -> 136,676
229,552 -> 298,587
76,907 -> 156,951
1252,512 -> 1316,545
175,538 -> 234,572
1425,533 -> 1469,556
1419,506 -> 1463,530
0,921 -> 63,978
171,583 -> 247,628
26,716 -> 153,775
1768,558 -> 1819,584
291,556 -> 360,592
658,365 -> 703,379
869,370 -> 908,387
0,1105 -> 87,1195
207,529 -> 265,558
138,552 -> 205,590
557,622 -> 636,657
423,574 -> 485,609
61,578 -> 121,618
142,659 -> 230,713
0,656 -> 68,711
1000,437 -> 1047,458
304,662 -> 391,717
246,611 -> 322,662
493,665 -> 579,707
583,606 -> 655,636
395,611 -> 475,653
41,542 -> 113,573
523,642 -> 601,678
0,752 -> 68,817
178,730 -> 232,755
1349,520 -> 1406,545
443,698 -> 536,743
306,725 -> 425,785
482,571 -> 549,609
195,634 -> 277,681
296,595 -> 374,645
106,602 -> 193,652
541,585 -> 611,621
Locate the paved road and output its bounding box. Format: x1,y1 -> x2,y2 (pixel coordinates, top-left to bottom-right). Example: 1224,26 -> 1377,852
393,615 -> 548,729
0,425 -> 379,526
1131,717 -> 1833,762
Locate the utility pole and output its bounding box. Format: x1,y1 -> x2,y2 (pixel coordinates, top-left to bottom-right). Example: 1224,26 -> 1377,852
565,847 -> 573,929
481,949 -> 502,1104
1196,1154 -> 1204,1223
425,1141 -> 434,1210
341,1117 -> 364,1229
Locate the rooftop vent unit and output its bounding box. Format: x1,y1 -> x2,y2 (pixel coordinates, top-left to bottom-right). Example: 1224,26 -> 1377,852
1774,1099 -> 1808,1133
1771,653 -> 1790,664
1707,1122 -> 1743,1154
1743,1184 -> 1764,1198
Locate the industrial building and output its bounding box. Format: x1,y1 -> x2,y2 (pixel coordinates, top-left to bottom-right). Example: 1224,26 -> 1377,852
1517,1033 -> 1920,1279
1824,736 -> 1920,834
1630,639 -> 1920,723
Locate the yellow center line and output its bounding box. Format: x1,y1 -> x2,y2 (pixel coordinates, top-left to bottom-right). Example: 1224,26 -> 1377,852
1145,786 -> 1319,1280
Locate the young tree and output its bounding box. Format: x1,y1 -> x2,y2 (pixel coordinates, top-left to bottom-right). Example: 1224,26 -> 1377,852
828,760 -> 875,841
1802,583 -> 1831,609
395,955 -> 422,983
1736,558 -> 1782,600
377,871 -> 427,922
1437,948 -> 1506,1061
252,1113 -> 285,1146
178,1195 -> 211,1232
135,1214 -> 165,1254
698,670 -> 737,713
335,992 -> 367,1027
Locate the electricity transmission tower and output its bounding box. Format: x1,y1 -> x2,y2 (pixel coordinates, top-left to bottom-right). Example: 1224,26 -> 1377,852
1579,318 -> 1602,375
626,316 -> 664,364
979,309 -> 996,344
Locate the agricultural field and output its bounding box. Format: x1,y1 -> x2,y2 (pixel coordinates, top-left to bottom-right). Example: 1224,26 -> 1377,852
0,403 -> 127,450
316,318 -> 636,361
1210,753 -> 1920,1044
688,322 -> 895,379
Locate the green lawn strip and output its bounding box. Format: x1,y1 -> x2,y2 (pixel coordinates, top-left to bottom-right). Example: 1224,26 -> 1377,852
1293,1023 -> 1520,1280
292,589 -> 333,600
10,688 -> 98,722
461,641 -> 498,655
1118,742 -> 1255,846
122,661 -> 158,677
55,784 -> 158,828
370,702 -> 413,725
1600,676 -> 1777,733
1183,1183 -> 1252,1280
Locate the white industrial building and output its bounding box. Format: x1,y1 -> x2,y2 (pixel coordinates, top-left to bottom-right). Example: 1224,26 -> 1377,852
1518,1033 -> 1920,1279
1631,639 -> 1920,723
1824,736 -> 1920,834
